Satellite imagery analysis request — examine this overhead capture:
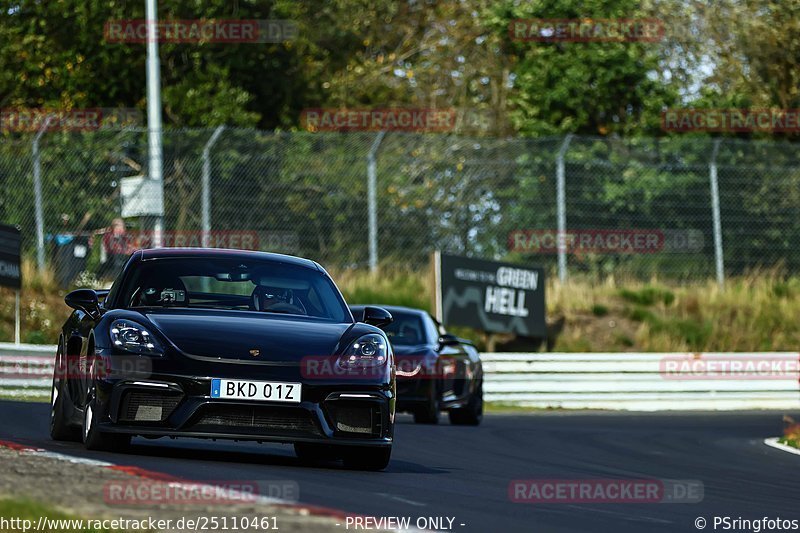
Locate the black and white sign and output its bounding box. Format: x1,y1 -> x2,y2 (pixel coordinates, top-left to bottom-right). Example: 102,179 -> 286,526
434,252 -> 545,337
211,378 -> 301,403
0,224 -> 21,289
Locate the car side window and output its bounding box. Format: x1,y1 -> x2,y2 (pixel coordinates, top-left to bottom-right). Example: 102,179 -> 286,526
104,269 -> 125,308
423,314 -> 441,345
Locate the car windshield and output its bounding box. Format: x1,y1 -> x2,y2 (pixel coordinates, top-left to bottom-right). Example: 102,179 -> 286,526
117,257 -> 350,322
381,312 -> 427,346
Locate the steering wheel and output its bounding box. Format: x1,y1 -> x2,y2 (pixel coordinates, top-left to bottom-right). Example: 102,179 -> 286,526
262,300 -> 306,315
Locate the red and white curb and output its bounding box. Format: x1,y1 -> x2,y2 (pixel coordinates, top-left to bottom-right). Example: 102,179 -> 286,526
764,437 -> 800,456
0,439 -> 424,532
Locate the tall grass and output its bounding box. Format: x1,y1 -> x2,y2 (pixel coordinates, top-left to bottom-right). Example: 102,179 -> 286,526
0,260 -> 68,344
331,267 -> 433,311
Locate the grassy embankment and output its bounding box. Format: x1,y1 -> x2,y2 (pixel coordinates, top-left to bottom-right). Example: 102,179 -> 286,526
0,498 -> 128,533
335,266 -> 800,353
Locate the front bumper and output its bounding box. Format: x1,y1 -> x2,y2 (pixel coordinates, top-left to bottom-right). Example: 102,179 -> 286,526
92,357 -> 394,447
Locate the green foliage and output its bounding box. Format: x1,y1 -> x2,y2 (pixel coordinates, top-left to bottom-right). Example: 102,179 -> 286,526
624,306 -> 656,322
23,330 -> 49,344
0,498 -> 127,532
619,286 -> 674,306
649,317 -> 713,349
336,268 -> 431,310
0,0 -> 797,140
485,0 -> 678,136
614,334 -> 634,347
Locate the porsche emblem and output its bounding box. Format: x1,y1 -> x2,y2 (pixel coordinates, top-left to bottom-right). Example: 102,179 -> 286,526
249,349 -> 261,357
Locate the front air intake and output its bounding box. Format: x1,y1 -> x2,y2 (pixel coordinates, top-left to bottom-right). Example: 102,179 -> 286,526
119,390 -> 183,423
327,402 -> 383,436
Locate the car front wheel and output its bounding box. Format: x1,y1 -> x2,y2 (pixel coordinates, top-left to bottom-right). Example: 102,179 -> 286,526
50,347 -> 80,442
448,381 -> 483,426
413,382 -> 440,424
82,395 -> 130,451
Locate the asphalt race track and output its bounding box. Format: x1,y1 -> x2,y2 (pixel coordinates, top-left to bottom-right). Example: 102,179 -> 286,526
1,401 -> 799,532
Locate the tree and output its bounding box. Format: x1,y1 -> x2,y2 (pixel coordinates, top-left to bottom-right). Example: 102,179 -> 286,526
485,0 -> 679,136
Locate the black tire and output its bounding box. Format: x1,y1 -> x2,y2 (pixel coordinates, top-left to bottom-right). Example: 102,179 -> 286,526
294,442 -> 340,464
82,395 -> 131,452
413,382 -> 440,424
448,382 -> 483,426
50,344 -> 80,442
50,378 -> 80,442
342,446 -> 392,471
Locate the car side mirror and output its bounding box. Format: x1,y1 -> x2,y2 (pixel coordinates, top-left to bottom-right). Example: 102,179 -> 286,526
363,306 -> 392,329
65,289 -> 100,317
438,333 -> 460,347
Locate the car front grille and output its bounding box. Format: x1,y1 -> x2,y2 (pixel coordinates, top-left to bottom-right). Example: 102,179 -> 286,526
119,390 -> 183,423
327,401 -> 383,437
188,404 -> 321,436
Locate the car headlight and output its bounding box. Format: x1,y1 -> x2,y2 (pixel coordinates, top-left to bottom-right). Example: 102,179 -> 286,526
338,334 -> 388,369
110,320 -> 163,356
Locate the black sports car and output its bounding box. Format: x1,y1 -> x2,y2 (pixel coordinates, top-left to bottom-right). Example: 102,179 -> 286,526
50,248 -> 395,470
349,305 -> 482,425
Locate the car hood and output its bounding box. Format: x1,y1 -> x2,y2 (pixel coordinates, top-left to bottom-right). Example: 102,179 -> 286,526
142,309 -> 354,362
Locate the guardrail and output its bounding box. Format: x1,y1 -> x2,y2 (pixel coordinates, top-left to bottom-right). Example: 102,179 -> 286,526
482,352 -> 800,410
1,344 -> 798,410
0,342 -> 54,398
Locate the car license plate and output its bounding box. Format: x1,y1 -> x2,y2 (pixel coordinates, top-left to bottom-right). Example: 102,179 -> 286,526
210,379 -> 302,403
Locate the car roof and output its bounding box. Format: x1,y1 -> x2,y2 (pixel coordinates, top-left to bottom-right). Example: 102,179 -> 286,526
137,247 -> 320,270
348,304 -> 429,316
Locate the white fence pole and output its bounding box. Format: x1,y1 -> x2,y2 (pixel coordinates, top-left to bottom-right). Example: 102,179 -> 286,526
367,131 -> 386,273
31,117 -> 53,274
709,139 -> 725,287
146,0 -> 164,247
14,290 -> 20,345
201,126 -> 225,248
556,134 -> 573,283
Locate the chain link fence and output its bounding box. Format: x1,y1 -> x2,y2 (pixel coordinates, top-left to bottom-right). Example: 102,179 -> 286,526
1,128 -> 799,285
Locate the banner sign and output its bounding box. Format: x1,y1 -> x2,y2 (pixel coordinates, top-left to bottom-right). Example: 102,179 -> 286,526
434,252 -> 545,337
0,224 -> 21,289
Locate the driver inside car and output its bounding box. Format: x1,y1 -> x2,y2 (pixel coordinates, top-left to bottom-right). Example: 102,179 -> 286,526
250,285 -> 307,315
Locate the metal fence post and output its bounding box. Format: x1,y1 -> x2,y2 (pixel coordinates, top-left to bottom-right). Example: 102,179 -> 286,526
367,131 -> 386,273
32,117 -> 53,274
709,138 -> 725,287
202,126 -> 225,248
556,134 -> 573,283
146,0 -> 164,247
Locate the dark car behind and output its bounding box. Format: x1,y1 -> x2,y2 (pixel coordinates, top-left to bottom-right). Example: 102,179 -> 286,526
350,305 -> 483,425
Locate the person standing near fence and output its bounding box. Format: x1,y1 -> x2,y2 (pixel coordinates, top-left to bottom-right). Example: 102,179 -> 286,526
99,218 -> 131,277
